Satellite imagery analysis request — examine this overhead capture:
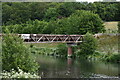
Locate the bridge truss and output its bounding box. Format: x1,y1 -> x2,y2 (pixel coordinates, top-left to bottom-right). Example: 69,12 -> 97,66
19,34 -> 84,43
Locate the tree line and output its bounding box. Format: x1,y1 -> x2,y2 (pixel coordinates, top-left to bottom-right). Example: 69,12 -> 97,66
2,2 -> 120,34
3,2 -> 120,25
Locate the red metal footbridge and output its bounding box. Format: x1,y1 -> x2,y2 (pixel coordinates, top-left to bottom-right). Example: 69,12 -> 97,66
0,33 -> 102,57
19,34 -> 86,43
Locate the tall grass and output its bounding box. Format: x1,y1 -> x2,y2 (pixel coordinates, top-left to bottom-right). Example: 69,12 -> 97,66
104,22 -> 118,33
97,34 -> 118,54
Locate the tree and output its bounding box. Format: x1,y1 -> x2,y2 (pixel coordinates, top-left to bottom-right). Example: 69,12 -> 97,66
118,22 -> 120,33
44,8 -> 59,21
55,10 -> 105,34
2,2 -> 31,25
78,32 -> 97,56
43,21 -> 58,34
57,3 -> 76,17
2,33 -> 39,73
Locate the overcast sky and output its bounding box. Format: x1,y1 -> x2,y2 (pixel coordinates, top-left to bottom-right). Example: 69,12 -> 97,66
76,0 -> 120,2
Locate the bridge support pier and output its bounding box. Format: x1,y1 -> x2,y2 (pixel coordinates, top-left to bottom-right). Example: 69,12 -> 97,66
67,43 -> 75,57
67,46 -> 72,57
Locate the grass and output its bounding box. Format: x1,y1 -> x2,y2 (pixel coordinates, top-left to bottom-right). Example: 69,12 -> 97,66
97,34 -> 118,54
104,21 -> 118,33
25,35 -> 118,55
25,42 -> 61,48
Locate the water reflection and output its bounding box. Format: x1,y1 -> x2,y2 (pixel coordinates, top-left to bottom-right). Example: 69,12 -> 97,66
36,55 -> 120,78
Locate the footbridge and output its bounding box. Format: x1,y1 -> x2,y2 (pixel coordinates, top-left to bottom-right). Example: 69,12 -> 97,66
0,34 -> 100,57
19,34 -> 85,43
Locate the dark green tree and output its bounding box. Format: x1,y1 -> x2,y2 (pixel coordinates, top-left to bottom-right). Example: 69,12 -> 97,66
78,32 -> 97,56
55,10 -> 105,34
44,8 -> 59,21
2,33 -> 39,73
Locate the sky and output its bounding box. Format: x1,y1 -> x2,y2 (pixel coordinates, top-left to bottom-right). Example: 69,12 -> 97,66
76,0 -> 120,2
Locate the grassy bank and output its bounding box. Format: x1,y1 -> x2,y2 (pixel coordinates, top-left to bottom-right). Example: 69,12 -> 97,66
104,21 -> 118,33
25,43 -> 61,48
25,34 -> 119,62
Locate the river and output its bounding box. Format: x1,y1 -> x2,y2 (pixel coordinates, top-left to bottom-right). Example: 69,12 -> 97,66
36,55 -> 120,78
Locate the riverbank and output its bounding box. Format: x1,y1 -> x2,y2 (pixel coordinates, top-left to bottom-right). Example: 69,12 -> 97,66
35,54 -> 120,78
25,34 -> 119,63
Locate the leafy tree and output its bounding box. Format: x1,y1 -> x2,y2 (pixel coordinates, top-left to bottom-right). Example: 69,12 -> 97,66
78,32 -> 97,57
118,22 -> 120,33
2,20 -> 48,34
2,33 -> 39,73
94,2 -> 119,21
57,3 -> 76,17
2,2 -> 31,25
28,2 -> 49,20
56,43 -> 67,57
44,8 -> 59,21
55,10 -> 105,34
43,21 -> 58,34
30,20 -> 48,34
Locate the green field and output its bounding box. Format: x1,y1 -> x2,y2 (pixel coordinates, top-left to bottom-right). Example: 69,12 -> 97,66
104,21 -> 118,33
25,21 -> 119,53
25,42 -> 62,48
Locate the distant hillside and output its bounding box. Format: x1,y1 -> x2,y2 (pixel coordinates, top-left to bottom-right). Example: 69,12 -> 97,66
104,21 -> 118,31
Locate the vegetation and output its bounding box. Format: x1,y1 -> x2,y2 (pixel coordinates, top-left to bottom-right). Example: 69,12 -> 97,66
1,67 -> 40,78
76,33 -> 98,57
2,33 -> 39,74
118,21 -> 120,32
2,10 -> 104,34
2,2 -> 120,26
56,43 -> 67,57
1,2 -> 120,78
104,22 -> 118,33
55,10 -> 104,34
2,2 -> 119,35
28,34 -> 120,62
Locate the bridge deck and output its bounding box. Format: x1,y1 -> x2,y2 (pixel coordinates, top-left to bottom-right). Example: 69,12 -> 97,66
1,33 -> 117,43
20,34 -> 84,43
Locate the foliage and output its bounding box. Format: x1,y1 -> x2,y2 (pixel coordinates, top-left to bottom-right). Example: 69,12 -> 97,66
2,2 -> 119,25
93,2 -> 118,21
97,34 -> 118,54
55,10 -> 105,34
1,67 -> 40,78
31,44 -> 68,57
77,32 -> 98,57
2,2 -> 49,25
42,21 -> 58,34
2,20 -> 48,34
2,33 -> 39,73
118,21 -> 120,33
57,3 -> 76,17
100,53 -> 120,62
56,44 -> 67,57
44,8 -> 59,21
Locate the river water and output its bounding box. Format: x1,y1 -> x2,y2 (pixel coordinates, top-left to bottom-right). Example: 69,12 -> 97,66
36,55 -> 120,78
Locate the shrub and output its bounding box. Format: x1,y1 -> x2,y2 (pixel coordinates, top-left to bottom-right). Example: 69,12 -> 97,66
56,43 -> 67,57
78,32 -> 98,57
1,67 -> 40,78
102,53 -> 120,62
55,10 -> 105,35
2,33 -> 39,73
118,21 -> 120,33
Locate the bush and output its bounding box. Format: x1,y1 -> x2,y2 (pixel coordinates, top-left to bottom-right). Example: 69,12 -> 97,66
1,67 -> 40,78
102,53 -> 120,62
118,21 -> 120,33
55,10 -> 105,35
56,43 -> 67,57
77,32 -> 97,57
2,33 -> 39,73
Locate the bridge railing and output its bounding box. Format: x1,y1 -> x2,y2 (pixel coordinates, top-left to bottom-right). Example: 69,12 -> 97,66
19,34 -> 85,43
1,33 -> 119,43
